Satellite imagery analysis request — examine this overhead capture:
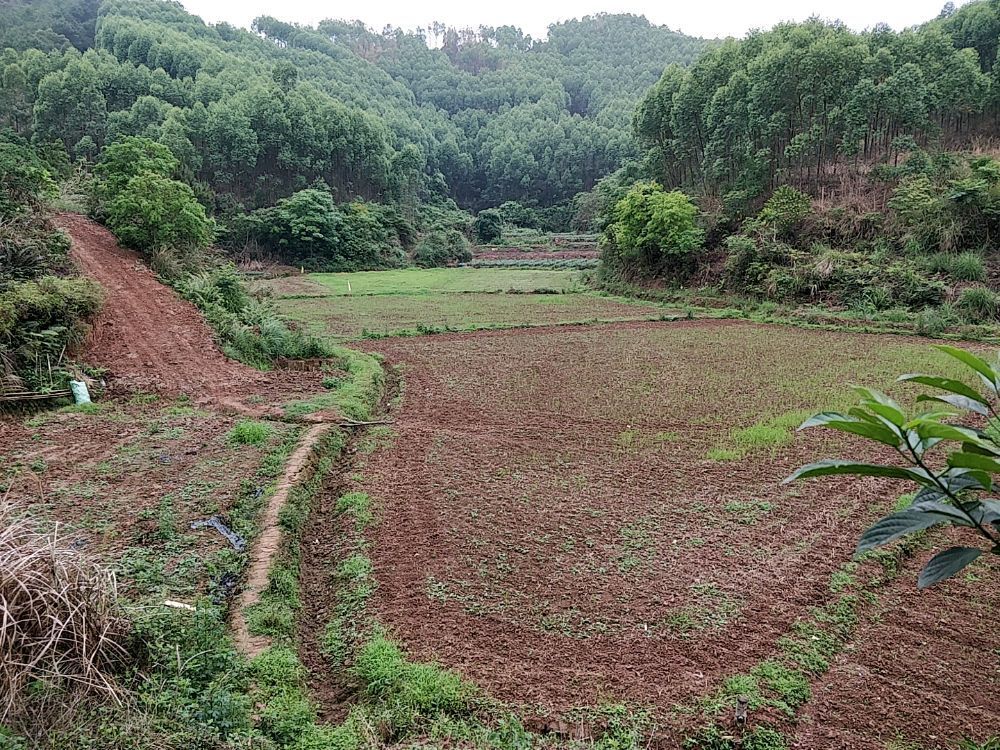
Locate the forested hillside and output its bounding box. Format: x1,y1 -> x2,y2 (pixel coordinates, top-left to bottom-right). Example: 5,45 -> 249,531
0,0 -> 708,391
594,0 -> 1000,331
7,0 -> 1000,349
0,0 -> 707,217
633,3 -> 1000,203
310,15 -> 706,206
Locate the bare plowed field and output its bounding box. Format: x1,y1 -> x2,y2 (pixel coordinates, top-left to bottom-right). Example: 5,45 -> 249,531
358,320 -> 1000,744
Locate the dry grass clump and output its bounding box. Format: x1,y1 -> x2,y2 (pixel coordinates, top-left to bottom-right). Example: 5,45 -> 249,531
0,502 -> 129,725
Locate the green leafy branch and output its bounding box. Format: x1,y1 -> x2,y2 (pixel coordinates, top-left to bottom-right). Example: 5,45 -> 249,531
786,344 -> 1000,588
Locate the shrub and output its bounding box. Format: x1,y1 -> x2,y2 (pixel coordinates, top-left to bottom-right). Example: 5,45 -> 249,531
180,267 -> 250,314
178,266 -> 331,369
95,136 -> 178,203
498,201 -> 538,228
412,229 -> 471,267
723,235 -> 804,298
955,286 -> 1000,322
889,158 -> 1000,252
752,185 -> 812,238
473,209 -> 503,244
889,175 -> 952,250
105,172 -> 214,253
0,220 -> 72,288
878,262 -> 946,308
231,188 -> 410,270
726,240 -> 945,309
0,140 -> 56,218
0,275 -> 103,389
602,181 -> 704,279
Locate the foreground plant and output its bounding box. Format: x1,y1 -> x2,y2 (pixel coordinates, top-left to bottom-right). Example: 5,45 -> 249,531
786,345 -> 1000,587
0,501 -> 128,727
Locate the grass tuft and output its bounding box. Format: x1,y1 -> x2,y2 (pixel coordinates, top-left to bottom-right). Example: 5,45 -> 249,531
353,636 -> 472,726
227,420 -> 273,446
956,286 -> 1000,323
336,492 -> 374,532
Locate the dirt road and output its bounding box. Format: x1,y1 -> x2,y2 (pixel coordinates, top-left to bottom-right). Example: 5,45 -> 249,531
55,213 -> 266,397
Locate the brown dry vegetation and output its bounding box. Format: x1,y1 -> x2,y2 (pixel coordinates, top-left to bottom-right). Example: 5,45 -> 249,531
0,504 -> 128,726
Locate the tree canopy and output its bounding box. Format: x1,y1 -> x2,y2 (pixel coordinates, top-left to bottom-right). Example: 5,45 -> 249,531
0,0 -> 709,215
634,4 -> 1000,206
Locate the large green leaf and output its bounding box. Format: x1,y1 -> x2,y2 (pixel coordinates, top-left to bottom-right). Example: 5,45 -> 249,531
907,500 -> 976,527
913,473 -> 989,504
864,402 -> 907,428
853,387 -> 905,426
898,374 -> 987,404
856,510 -> 951,553
917,546 -> 982,588
947,452 -> 1000,474
945,466 -> 993,491
848,407 -> 885,424
913,421 -> 993,451
915,393 -> 989,417
979,499 -> 1000,526
957,440 -> 1000,457
906,409 -> 959,424
853,386 -> 902,410
933,345 -> 999,395
798,412 -> 900,446
785,460 -> 931,485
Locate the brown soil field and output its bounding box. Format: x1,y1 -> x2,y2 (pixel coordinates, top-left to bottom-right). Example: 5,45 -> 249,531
793,552 -> 1000,749
354,319 -> 1000,746
7,219 -> 997,748
0,398 -> 300,603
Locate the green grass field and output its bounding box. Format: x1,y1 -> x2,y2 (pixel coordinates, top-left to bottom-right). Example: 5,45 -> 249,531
275,291 -> 671,340
259,267 -> 676,340
294,267 -> 585,295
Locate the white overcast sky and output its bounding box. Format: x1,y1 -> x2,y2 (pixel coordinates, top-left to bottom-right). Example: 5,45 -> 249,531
179,0 -> 967,40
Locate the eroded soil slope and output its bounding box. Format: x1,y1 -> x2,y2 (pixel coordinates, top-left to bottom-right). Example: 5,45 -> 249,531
57,214 -> 256,395
57,214 -> 323,411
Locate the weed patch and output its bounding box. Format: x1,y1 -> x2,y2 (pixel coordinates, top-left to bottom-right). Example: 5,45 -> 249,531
708,410 -> 810,461
227,420 -> 273,446
283,347 -> 383,420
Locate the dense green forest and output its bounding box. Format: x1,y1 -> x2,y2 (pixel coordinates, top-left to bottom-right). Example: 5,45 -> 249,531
0,0 -> 706,217
633,3 -> 1000,201
592,0 -> 1000,330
